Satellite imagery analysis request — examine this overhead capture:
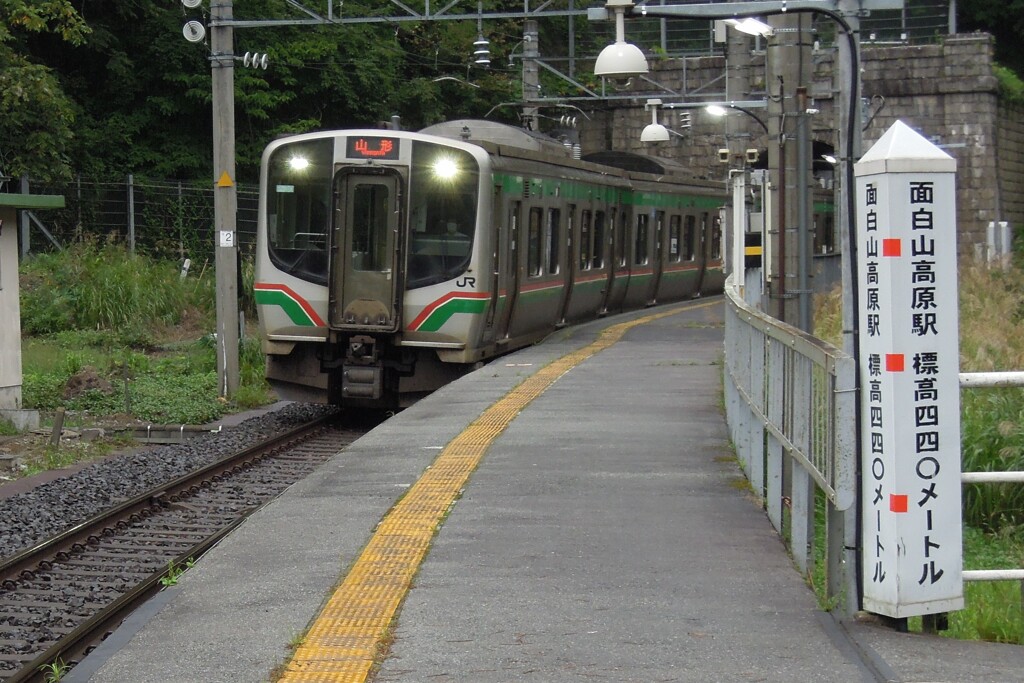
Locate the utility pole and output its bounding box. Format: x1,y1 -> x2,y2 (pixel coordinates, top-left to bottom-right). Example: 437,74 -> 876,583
765,12 -> 813,329
210,0 -> 240,398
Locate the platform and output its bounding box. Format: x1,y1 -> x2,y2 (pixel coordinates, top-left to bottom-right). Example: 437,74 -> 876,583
72,299 -> 1023,683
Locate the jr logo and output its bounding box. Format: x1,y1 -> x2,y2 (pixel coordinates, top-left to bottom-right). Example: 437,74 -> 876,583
456,276 -> 476,288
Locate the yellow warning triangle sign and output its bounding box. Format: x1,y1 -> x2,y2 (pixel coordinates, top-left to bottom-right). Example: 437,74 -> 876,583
217,171 -> 234,188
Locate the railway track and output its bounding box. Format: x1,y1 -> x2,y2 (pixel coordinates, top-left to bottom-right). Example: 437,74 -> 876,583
0,413 -> 368,683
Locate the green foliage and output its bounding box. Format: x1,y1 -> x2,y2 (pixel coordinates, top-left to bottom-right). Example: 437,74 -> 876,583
961,389 -> 1024,532
39,655 -> 70,683
159,557 -> 196,587
19,242 -> 271,424
994,64 -> 1024,105
959,0 -> 1024,77
0,417 -> 18,436
944,528 -> 1024,644
0,0 -> 89,181
20,241 -> 198,335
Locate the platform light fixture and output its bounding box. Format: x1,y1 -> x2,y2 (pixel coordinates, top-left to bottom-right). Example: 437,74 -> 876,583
640,99 -> 670,143
722,17 -> 774,37
594,0 -> 648,80
704,102 -> 769,133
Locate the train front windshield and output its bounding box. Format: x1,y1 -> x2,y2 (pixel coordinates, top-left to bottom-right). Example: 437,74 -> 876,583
406,144 -> 478,289
264,137 -> 479,290
266,138 -> 333,286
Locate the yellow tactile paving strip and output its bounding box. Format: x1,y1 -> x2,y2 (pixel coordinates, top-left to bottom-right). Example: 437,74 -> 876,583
278,301 -> 717,683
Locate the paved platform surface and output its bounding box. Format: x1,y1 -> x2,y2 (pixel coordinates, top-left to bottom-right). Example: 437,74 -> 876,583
72,299 -> 1023,682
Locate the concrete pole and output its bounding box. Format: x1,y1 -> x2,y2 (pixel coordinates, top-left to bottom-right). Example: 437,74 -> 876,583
836,0 -> 865,616
522,20 -> 540,131
724,28 -> 751,162
211,0 -> 240,398
766,13 -> 811,325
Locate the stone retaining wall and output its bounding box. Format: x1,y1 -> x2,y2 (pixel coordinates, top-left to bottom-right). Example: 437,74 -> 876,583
576,33 -> 1023,258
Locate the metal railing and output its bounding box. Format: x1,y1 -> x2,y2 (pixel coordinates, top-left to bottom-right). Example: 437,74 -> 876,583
958,372 -> 1024,604
723,274 -> 858,614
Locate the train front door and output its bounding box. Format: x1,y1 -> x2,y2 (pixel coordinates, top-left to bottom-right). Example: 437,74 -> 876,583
329,169 -> 401,332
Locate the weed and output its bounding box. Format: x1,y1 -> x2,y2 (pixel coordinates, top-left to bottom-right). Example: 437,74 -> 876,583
160,557 -> 196,587
0,417 -> 17,437
39,657 -> 69,683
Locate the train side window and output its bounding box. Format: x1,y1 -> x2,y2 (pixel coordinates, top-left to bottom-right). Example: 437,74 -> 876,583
683,215 -> 696,261
669,215 -> 682,263
546,208 -> 561,275
580,210 -> 592,271
634,213 -> 649,265
527,206 -> 543,277
592,210 -> 606,269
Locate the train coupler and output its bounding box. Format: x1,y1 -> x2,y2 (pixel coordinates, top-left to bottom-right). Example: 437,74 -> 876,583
341,335 -> 383,399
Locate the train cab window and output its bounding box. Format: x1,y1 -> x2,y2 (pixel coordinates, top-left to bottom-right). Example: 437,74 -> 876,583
527,206 -> 543,277
669,215 -> 682,263
406,143 -> 480,289
350,183 -> 390,271
634,214 -> 649,265
546,208 -> 561,275
683,215 -> 697,261
592,210 -> 606,269
580,210 -> 592,271
265,137 -> 333,285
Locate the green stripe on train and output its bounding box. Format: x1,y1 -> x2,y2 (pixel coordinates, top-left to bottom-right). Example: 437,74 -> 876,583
254,289 -> 317,326
416,297 -> 489,332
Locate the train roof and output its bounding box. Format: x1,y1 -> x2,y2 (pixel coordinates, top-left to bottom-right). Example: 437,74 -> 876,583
580,150 -> 695,177
419,120 -> 574,158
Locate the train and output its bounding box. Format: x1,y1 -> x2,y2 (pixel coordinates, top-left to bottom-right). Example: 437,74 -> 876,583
253,119 -> 733,410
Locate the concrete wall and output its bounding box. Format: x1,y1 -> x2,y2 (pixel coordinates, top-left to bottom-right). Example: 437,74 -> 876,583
576,34 -> 1024,259
0,206 -> 24,409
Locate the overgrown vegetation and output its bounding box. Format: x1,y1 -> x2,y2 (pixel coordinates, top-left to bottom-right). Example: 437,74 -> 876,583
16,242 -> 272,436
814,261 -> 1024,644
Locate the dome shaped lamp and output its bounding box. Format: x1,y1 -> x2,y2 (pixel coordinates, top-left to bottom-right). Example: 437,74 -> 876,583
594,0 -> 648,78
640,99 -> 669,143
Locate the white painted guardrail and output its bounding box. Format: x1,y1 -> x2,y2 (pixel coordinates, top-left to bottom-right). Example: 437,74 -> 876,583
958,371 -> 1024,594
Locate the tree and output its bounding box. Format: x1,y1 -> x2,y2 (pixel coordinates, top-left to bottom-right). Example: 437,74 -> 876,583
959,0 -> 1024,76
0,0 -> 88,182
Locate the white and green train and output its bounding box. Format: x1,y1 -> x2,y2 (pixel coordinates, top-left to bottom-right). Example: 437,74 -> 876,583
255,120 -> 729,409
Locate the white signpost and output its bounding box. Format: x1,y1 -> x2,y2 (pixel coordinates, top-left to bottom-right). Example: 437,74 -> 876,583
855,121 -> 964,617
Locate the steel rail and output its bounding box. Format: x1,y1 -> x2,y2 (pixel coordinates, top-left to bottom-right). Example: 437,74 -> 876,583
0,413 -> 334,588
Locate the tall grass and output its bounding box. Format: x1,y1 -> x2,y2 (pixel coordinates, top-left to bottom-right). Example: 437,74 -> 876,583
19,241 -> 272,423
20,240 -> 214,337
956,264 -> 1024,534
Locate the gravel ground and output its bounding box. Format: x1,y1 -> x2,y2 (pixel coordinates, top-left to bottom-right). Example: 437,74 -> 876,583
0,402 -> 338,560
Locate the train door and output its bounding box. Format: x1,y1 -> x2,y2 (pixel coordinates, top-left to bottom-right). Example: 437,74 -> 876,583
599,206 -> 617,314
604,205 -> 630,313
496,201 -> 521,341
557,204 -> 577,325
701,212 -> 726,295
647,210 -> 665,305
329,168 -> 402,331
693,211 -> 710,295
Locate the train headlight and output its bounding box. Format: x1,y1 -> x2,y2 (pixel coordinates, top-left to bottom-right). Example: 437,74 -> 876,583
288,156 -> 311,172
431,157 -> 459,181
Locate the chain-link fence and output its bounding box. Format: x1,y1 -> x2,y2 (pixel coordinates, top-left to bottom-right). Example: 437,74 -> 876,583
21,175 -> 259,264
